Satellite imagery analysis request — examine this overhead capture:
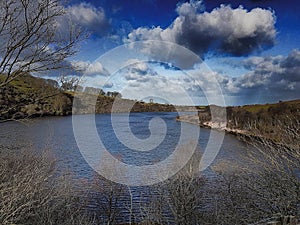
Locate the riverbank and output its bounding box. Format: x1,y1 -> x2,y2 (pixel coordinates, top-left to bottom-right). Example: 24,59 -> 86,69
0,74 -> 197,121
177,99 -> 300,146
176,114 -> 247,136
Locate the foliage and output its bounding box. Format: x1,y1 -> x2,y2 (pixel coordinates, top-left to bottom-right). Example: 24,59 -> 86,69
0,73 -> 72,120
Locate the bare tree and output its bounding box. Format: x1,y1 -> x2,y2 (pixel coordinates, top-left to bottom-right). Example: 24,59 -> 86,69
0,0 -> 84,87
87,175 -> 131,225
0,146 -> 95,225
164,171 -> 205,225
210,160 -> 267,225
210,115 -> 300,224
244,120 -> 300,219
59,74 -> 80,91
140,148 -> 205,225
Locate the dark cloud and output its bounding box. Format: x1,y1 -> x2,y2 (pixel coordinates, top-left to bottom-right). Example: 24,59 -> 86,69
103,81 -> 114,88
155,62 -> 181,71
107,50 -> 300,105
221,49 -> 300,103
126,2 -> 276,65
125,40 -> 201,69
280,49 -> 300,68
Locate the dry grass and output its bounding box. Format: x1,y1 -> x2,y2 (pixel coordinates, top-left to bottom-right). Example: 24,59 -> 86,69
0,147 -> 94,225
1,121 -> 299,225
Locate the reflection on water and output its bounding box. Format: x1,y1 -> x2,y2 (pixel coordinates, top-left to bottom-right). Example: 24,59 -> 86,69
0,112 -> 248,178
0,112 -> 251,222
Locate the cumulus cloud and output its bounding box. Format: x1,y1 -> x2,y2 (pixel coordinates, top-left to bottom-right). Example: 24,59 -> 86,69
66,3 -> 109,36
71,61 -> 110,76
110,59 -> 224,105
123,59 -> 149,74
122,72 -> 198,104
125,1 -> 276,67
125,40 -> 201,69
117,49 -> 300,105
122,60 -> 158,83
218,49 -> 300,103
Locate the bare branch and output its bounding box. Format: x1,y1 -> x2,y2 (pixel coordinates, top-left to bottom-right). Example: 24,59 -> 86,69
0,0 -> 85,87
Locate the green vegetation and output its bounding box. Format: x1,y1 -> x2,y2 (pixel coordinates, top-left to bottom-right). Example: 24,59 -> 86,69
0,73 -> 72,120
0,74 -> 179,121
240,100 -> 300,113
226,100 -> 300,143
196,99 -> 300,143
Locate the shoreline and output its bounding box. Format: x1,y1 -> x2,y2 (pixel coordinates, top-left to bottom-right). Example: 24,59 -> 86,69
176,114 -> 287,147
0,110 -> 196,123
176,114 -> 249,137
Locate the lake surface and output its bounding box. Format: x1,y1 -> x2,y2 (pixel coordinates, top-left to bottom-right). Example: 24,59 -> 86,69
0,112 -> 252,222
0,112 -> 249,180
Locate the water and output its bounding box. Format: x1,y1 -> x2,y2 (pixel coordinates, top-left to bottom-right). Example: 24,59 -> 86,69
0,112 -> 249,179
0,112 -> 251,222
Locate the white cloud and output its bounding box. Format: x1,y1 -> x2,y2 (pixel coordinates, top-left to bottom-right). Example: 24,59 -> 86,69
111,59 -> 223,105
71,61 -> 110,76
62,3 -> 109,36
125,2 -> 276,68
116,50 -> 300,105
218,49 -> 300,103
123,59 -> 149,74
176,0 -> 204,16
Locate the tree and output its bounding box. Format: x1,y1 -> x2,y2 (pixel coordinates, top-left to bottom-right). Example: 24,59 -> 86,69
59,75 -> 80,91
211,115 -> 300,224
141,147 -> 205,225
84,86 -> 105,95
106,91 -> 113,97
0,146 -> 94,225
0,0 -> 84,87
112,91 -> 122,98
245,117 -> 300,218
89,176 -> 129,225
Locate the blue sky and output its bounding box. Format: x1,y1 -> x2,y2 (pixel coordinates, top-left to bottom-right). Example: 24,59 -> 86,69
60,0 -> 300,106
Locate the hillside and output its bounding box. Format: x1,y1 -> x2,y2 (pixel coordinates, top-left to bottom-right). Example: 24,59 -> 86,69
0,74 -> 73,120
179,99 -> 300,145
0,74 -> 181,121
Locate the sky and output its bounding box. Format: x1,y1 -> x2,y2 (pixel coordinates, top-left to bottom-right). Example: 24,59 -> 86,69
55,0 -> 300,106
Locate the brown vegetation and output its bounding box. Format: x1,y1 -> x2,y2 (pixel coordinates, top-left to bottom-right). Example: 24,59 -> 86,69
0,73 -> 72,120
195,100 -> 300,142
1,120 -> 299,224
0,146 -> 94,225
0,0 -> 83,88
0,73 -> 180,121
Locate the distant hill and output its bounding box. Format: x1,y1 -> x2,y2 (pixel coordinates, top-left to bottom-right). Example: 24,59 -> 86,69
194,99 -> 300,142
0,74 -> 182,121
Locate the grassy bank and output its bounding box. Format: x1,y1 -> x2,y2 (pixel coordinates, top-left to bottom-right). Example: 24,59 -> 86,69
0,74 -> 194,121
